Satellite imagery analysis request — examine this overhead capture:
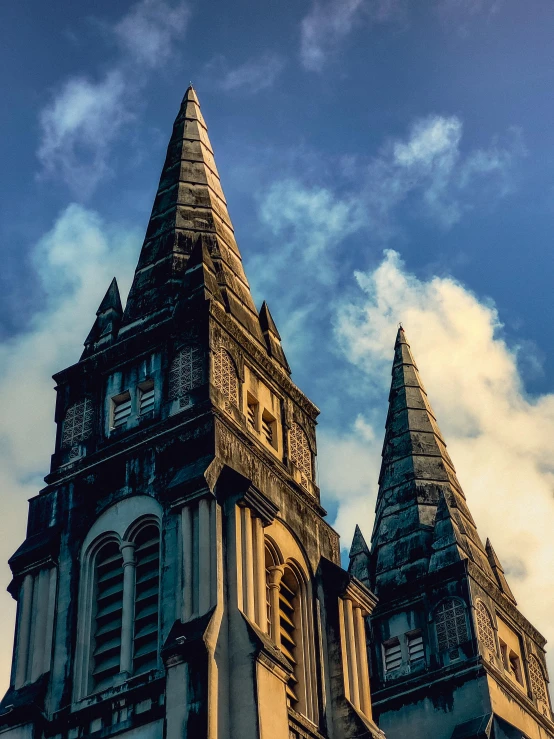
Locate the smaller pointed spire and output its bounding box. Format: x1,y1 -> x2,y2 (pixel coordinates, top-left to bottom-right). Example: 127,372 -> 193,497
259,302 -> 290,374
348,525 -> 371,587
82,278 -> 123,358
485,539 -> 517,604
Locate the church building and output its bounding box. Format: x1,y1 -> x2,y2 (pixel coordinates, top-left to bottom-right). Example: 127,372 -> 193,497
0,87 -> 552,739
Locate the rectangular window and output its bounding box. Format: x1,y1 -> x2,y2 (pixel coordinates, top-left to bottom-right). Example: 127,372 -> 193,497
247,393 -> 259,431
112,391 -> 132,428
407,632 -> 425,666
261,410 -> 277,449
383,637 -> 402,673
139,380 -> 155,415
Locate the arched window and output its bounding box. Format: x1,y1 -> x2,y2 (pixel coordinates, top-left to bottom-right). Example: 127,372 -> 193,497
74,498 -> 162,700
475,601 -> 496,655
435,599 -> 468,658
289,423 -> 312,486
169,345 -> 203,404
279,567 -> 300,708
61,398 -> 94,448
213,347 -> 239,407
92,541 -> 124,691
132,524 -> 161,675
529,655 -> 549,715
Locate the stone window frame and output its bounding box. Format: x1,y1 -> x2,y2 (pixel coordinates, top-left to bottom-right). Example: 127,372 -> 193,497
212,345 -> 240,411
61,397 -> 94,456
289,422 -> 313,487
434,597 -> 469,661
73,497 -> 162,703
528,654 -> 551,717
474,599 -> 497,661
168,343 -> 204,412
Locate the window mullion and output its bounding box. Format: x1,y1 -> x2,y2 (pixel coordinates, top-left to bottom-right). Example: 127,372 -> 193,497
119,541 -> 136,677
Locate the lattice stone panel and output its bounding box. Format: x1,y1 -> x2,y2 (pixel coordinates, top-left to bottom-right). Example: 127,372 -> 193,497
169,345 -> 204,401
213,347 -> 238,407
289,422 -> 312,484
529,655 -> 548,704
61,398 -> 93,448
436,600 -> 468,652
475,601 -> 496,654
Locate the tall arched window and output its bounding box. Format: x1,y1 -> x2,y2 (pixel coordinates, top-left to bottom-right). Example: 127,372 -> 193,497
289,423 -> 312,487
213,347 -> 239,407
133,524 -> 161,675
475,601 -> 496,656
74,498 -> 163,700
169,345 -> 203,405
279,567 -> 300,708
92,541 -> 124,692
62,398 -> 94,448
435,599 -> 468,659
263,547 -> 317,723
529,655 -> 550,716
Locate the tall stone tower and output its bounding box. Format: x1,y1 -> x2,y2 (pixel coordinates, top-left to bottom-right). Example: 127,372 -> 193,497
350,327 -> 554,739
0,88 -> 384,739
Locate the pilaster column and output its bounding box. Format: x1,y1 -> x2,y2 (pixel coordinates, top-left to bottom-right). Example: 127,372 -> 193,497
181,505 -> 193,621
268,566 -> 285,647
354,606 -> 371,717
31,568 -> 50,682
253,515 -> 267,632
198,498 -> 212,614
242,507 -> 255,620
344,598 -> 360,709
119,541 -> 136,676
15,574 -> 33,688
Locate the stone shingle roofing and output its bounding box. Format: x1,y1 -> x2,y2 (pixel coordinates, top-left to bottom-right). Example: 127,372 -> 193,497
370,327 -> 496,594
120,86 -> 263,343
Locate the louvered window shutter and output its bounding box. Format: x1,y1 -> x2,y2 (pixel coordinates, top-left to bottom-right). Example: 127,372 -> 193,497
92,542 -> 124,691
133,525 -> 160,674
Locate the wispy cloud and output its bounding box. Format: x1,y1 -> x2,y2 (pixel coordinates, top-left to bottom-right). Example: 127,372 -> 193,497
113,0 -> 190,68
300,0 -> 502,71
37,0 -> 190,196
300,0 -> 370,72
328,249 -> 554,675
213,52 -> 286,94
254,115 -> 523,288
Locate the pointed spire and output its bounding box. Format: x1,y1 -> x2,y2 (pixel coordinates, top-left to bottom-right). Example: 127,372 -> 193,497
485,539 -> 517,604
82,278 -> 123,358
259,302 -> 290,374
120,86 -> 263,343
348,525 -> 371,587
371,327 -> 495,593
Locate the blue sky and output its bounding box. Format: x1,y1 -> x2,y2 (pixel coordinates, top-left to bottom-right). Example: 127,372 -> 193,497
1,0 -> 554,691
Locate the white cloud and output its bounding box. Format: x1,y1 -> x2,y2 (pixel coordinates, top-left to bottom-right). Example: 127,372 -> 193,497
0,205 -> 139,695
327,249 -> 554,675
300,0 -> 368,72
38,72 -> 131,197
37,0 -> 189,195
114,0 -> 190,68
216,52 -> 286,94
258,178 -> 366,284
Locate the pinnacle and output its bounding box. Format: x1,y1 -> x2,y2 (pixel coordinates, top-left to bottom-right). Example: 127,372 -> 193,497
97,277 -> 122,316
370,328 -> 495,593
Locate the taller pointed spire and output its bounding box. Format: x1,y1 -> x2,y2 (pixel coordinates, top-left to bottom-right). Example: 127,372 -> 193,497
371,327 -> 494,594
120,86 -> 263,341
